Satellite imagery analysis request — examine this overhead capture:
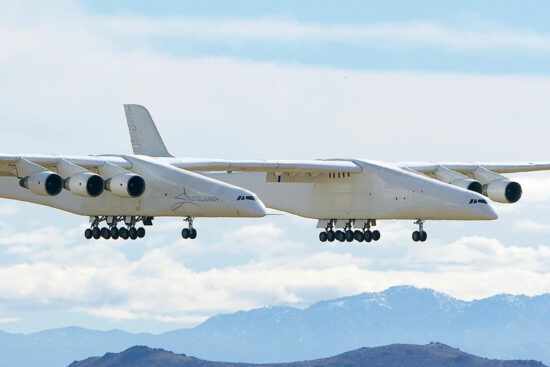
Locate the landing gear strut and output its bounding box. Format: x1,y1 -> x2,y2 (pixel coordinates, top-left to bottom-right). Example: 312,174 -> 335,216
412,219 -> 428,242
181,217 -> 198,240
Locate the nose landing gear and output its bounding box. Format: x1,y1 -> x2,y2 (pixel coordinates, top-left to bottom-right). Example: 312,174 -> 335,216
181,217 -> 198,240
412,220 -> 428,242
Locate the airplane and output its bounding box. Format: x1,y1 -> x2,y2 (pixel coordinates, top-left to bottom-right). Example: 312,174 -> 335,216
124,105 -> 548,243
0,104 -> 547,243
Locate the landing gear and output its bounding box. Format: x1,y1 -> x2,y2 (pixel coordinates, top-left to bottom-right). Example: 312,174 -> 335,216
412,220 -> 428,242
84,216 -> 150,241
181,217 -> 198,240
318,219 -> 381,244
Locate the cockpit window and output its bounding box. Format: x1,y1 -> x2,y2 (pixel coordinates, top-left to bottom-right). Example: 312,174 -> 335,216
469,198 -> 488,204
238,195 -> 256,201
245,195 -> 255,201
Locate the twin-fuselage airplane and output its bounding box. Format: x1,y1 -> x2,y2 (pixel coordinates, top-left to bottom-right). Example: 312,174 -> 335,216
0,104 -> 545,243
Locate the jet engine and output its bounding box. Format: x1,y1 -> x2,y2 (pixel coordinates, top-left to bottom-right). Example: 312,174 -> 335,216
473,167 -> 523,203
19,171 -> 63,196
64,172 -> 105,197
105,173 -> 146,198
434,167 -> 483,194
484,179 -> 523,204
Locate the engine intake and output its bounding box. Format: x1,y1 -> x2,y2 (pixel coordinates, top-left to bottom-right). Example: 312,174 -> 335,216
19,171 -> 63,196
105,174 -> 145,198
485,180 -> 523,204
64,172 -> 105,197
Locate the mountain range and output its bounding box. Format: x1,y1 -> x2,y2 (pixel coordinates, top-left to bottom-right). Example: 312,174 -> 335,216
2,286 -> 550,367
68,344 -> 547,367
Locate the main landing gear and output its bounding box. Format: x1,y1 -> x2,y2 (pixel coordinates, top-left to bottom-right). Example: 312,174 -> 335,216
412,219 -> 428,242
319,220 -> 381,244
84,216 -> 151,241
181,217 -> 198,240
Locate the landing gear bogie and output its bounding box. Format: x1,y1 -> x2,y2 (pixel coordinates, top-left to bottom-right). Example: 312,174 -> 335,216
319,220 -> 381,245
84,216 -> 151,241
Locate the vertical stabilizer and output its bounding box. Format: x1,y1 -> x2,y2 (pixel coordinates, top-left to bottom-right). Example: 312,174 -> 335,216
124,104 -> 173,157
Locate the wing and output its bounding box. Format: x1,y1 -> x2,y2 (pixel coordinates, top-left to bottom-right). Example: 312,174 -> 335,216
403,162 -> 550,175
170,158 -> 362,174
0,154 -> 132,177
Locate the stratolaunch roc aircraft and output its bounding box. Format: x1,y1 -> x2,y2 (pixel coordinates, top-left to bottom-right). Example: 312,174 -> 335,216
0,105 -> 547,243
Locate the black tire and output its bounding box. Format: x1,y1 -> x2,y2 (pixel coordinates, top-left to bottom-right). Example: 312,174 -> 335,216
412,231 -> 420,242
335,230 -> 346,242
100,227 -> 111,240
345,230 -> 354,242
354,230 -> 364,242
189,228 -> 197,239
129,227 -> 138,240
372,230 -> 381,241
319,232 -> 328,242
364,230 -> 373,243
181,228 -> 190,239
327,231 -> 335,242
84,229 -> 93,239
119,227 -> 129,240
92,227 -> 101,240
137,227 -> 146,238
420,231 -> 428,242
110,227 -> 119,238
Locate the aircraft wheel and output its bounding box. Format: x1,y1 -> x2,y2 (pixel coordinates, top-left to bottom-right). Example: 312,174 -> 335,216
100,227 -> 111,240
327,231 -> 335,242
372,230 -> 381,242
412,231 -> 420,242
345,230 -> 354,242
119,227 -> 129,240
181,228 -> 190,239
84,229 -> 93,240
189,228 -> 197,240
137,227 -> 146,238
354,230 -> 364,242
129,227 -> 138,240
335,230 -> 346,242
319,232 -> 328,242
111,227 -> 119,238
364,230 -> 373,243
420,231 -> 428,242
92,227 -> 101,240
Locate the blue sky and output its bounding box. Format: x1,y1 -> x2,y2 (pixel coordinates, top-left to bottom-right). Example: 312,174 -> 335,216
77,0 -> 550,74
1,0 -> 550,334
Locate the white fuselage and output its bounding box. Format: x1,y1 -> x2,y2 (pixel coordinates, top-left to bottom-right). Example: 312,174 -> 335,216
208,160 -> 498,221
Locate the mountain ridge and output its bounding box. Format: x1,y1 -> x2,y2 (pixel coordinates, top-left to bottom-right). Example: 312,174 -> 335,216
68,343 -> 548,367
3,286 -> 550,367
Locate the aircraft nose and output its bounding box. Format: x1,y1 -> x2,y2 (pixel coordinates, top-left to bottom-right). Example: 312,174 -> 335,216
482,203 -> 499,220
237,195 -> 267,217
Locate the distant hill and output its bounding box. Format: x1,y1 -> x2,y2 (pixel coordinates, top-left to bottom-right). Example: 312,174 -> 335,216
3,286 -> 550,367
69,344 -> 547,367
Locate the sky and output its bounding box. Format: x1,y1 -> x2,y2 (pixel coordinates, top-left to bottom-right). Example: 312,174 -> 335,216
1,0 -> 550,333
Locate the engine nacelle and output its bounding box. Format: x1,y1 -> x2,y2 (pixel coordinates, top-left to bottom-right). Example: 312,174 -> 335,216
484,180 -> 523,204
450,178 -> 483,194
105,174 -> 146,198
434,167 -> 482,194
19,171 -> 63,196
64,172 -> 105,197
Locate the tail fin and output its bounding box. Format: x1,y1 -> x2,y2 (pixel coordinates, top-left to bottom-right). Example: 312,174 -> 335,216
124,104 -> 173,157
